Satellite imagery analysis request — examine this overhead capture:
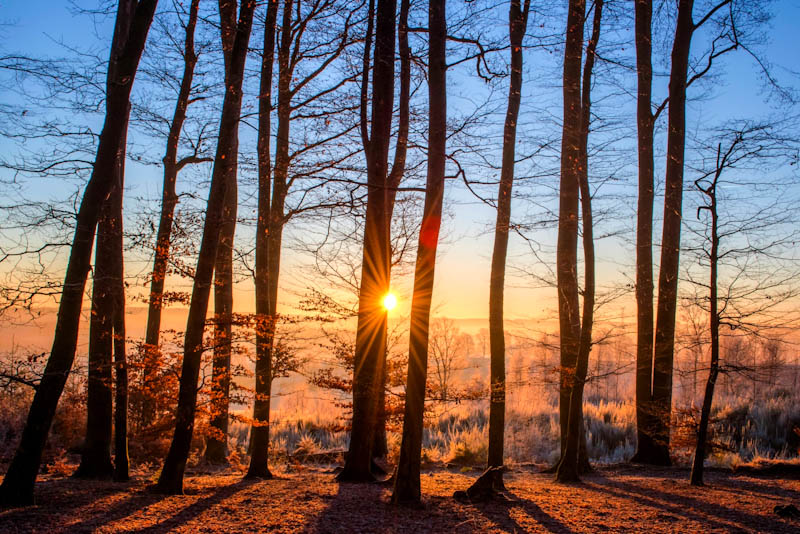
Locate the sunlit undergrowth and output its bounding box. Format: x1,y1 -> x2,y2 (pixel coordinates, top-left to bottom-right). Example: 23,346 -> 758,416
221,391 -> 799,471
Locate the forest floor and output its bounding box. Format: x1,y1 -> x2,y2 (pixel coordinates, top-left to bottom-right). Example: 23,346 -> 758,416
0,463 -> 799,533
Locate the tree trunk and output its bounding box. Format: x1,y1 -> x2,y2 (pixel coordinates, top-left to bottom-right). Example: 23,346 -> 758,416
75,172 -> 120,481
112,121 -> 130,482
391,0 -> 446,505
340,0 -> 396,483
246,0 -> 279,481
690,147 -> 721,487
556,0 -> 601,483
155,0 -> 255,495
554,0 -> 584,482
0,0 -> 157,507
373,0 -> 410,462
487,0 -> 529,491
205,168 -> 237,464
631,0 -> 659,465
650,0 -> 694,467
142,0 -> 200,429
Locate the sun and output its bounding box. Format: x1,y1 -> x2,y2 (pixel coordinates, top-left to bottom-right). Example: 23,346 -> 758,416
382,292 -> 398,311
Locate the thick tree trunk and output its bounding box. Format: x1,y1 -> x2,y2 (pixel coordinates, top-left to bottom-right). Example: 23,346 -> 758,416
632,0 -> 659,465
155,0 -> 255,495
487,0 -> 529,491
142,0 -> 200,429
554,0 -> 584,483
340,0 -> 396,483
391,0 -> 446,505
246,0 -> 279,480
556,0 -> 601,483
650,0 -> 694,467
0,0 -> 157,507
75,179 -> 119,481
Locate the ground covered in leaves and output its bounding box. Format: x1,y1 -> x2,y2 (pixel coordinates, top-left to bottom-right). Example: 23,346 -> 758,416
1,464 -> 798,533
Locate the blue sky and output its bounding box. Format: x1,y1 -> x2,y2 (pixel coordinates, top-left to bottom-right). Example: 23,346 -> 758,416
1,0 -> 798,323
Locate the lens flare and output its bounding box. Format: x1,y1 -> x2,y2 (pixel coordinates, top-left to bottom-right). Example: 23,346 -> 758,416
382,292 -> 398,311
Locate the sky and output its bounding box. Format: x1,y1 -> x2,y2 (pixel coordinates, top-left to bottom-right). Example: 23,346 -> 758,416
1,0 -> 799,332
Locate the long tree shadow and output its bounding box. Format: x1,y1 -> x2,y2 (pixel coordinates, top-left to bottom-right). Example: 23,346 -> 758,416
0,477 -> 156,532
307,480 -> 391,533
585,474 -> 793,532
131,478 -> 258,533
471,491 -> 578,534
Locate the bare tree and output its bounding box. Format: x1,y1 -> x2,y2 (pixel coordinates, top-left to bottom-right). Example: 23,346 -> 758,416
155,0 -> 256,495
484,0 -> 530,491
685,123 -> 800,485
340,0 -> 396,483
392,0 -> 447,505
0,0 -> 157,507
142,0 -> 208,427
555,0 -> 602,484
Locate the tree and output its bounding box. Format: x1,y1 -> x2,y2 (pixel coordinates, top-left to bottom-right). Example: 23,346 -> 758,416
205,0 -> 241,466
74,116 -> 130,481
485,0 -> 530,491
428,318 -> 472,403
247,0 -> 361,479
339,0 -> 397,482
685,123 -> 800,485
155,0 -> 256,495
555,0 -> 602,484
142,0 -> 206,428
0,0 -> 158,507
246,0 -> 280,480
634,0 -> 756,466
392,0 -> 446,505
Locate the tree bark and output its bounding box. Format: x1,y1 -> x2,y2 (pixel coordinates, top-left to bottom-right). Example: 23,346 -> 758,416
373,0 -> 411,462
340,0 -> 396,483
487,0 -> 529,491
112,121 -> 130,482
155,0 -> 255,495
142,0 -> 201,429
556,0 -> 602,483
632,0 -> 659,465
205,162 -> 237,464
0,0 -> 157,507
650,0 -> 695,467
74,165 -> 121,481
391,0 -> 446,505
555,0 -> 585,482
246,0 -> 279,480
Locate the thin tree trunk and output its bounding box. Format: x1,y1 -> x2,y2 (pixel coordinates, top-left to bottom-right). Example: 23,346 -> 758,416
651,0 -> 694,467
373,0 -> 410,462
556,0 -> 601,483
690,145 -> 723,486
246,0 -> 279,480
391,0 -> 446,505
0,0 -> 157,507
205,170 -> 237,464
555,0 -> 584,481
487,0 -> 529,491
112,121 -> 130,482
631,0 -> 659,465
142,0 -> 201,429
155,0 -> 255,495
340,0 -> 396,483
